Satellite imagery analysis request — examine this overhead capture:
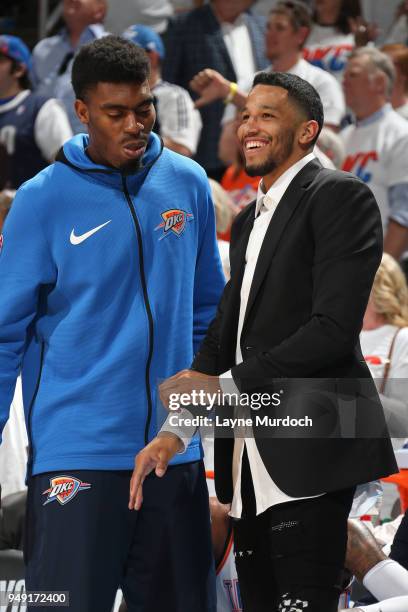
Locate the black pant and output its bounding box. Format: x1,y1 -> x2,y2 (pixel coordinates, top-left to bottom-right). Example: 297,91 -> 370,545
233,451 -> 355,612
24,463 -> 215,612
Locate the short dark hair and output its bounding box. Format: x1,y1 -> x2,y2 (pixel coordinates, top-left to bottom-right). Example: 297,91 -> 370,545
271,1 -> 311,31
252,72 -> 324,145
2,56 -> 31,90
314,0 -> 361,35
72,35 -> 150,100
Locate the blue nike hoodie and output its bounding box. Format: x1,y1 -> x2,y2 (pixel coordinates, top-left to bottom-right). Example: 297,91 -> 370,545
0,132 -> 224,474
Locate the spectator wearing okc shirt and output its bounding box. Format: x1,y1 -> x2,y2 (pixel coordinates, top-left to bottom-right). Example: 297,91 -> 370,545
304,0 -> 361,84
341,47 -> 408,260
31,0 -> 108,134
0,35 -> 72,189
122,24 -> 202,157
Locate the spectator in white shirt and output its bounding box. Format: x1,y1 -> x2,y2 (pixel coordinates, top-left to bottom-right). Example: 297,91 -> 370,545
341,47 -> 408,260
304,0 -> 377,83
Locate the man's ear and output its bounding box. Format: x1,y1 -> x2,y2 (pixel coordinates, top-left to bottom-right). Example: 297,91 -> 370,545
148,50 -> 160,72
297,26 -> 310,49
75,99 -> 89,125
298,120 -> 320,147
94,0 -> 107,23
374,71 -> 388,96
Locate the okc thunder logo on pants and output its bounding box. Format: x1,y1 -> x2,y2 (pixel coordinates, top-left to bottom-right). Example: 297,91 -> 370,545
42,475 -> 91,505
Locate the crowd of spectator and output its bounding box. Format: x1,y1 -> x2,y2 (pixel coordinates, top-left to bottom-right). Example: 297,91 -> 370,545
4,1 -> 408,611
3,0 -> 408,261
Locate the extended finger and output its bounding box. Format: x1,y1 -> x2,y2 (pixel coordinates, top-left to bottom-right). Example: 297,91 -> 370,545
155,449 -> 171,478
134,475 -> 145,510
129,453 -> 155,509
129,469 -> 144,510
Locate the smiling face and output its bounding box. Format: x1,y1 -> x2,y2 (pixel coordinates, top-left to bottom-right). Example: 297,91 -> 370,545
237,84 -> 302,182
75,80 -> 156,173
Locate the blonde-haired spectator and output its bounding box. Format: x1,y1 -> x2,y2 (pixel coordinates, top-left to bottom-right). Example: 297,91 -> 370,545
361,253 -> 408,440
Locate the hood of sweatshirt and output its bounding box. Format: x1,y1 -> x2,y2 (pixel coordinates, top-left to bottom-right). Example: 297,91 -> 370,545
55,131 -> 164,190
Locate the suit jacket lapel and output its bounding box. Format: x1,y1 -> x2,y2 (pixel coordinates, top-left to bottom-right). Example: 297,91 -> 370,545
242,159 -> 322,332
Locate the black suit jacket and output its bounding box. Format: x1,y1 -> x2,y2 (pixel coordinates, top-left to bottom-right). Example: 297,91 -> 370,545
192,159 -> 397,503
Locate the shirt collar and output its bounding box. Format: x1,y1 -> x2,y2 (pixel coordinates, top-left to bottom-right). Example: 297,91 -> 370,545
356,103 -> 392,127
255,152 -> 315,217
268,57 -> 303,76
61,24 -> 106,49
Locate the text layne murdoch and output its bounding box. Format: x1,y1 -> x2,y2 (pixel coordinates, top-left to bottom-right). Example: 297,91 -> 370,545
167,414 -> 313,428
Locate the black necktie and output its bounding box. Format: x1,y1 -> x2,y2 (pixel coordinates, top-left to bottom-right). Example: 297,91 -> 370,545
57,51 -> 74,75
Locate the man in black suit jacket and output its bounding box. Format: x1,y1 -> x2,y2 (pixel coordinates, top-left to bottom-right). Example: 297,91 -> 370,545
130,72 -> 397,611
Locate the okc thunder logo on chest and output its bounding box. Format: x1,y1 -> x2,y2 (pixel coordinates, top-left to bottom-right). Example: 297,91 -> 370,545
42,475 -> 91,506
155,209 -> 194,240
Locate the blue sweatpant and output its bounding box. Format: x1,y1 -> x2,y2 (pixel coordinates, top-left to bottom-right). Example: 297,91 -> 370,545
24,461 -> 216,612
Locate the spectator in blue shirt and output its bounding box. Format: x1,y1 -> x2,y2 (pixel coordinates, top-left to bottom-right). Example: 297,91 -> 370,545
31,0 -> 108,133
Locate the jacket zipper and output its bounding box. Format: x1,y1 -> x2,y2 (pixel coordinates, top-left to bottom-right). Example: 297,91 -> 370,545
121,175 -> 154,445
26,341 -> 45,478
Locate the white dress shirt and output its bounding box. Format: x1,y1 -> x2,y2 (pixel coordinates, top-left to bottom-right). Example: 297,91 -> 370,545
220,14 -> 256,88
220,152 -> 324,518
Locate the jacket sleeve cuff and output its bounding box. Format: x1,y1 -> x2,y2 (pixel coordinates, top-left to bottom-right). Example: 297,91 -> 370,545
220,370 -> 240,396
159,408 -> 197,454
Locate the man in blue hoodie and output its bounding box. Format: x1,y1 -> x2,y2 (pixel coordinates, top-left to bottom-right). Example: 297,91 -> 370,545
0,35 -> 223,612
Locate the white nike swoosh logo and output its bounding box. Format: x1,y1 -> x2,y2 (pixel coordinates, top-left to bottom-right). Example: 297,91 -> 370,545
70,220 -> 111,245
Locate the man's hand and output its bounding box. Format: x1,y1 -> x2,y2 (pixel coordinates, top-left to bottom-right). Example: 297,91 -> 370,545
159,369 -> 221,411
128,433 -> 182,511
349,16 -> 379,46
190,69 -> 231,108
345,519 -> 386,582
384,219 -> 408,260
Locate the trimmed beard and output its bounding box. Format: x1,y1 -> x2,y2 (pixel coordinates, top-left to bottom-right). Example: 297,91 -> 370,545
244,129 -> 295,177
